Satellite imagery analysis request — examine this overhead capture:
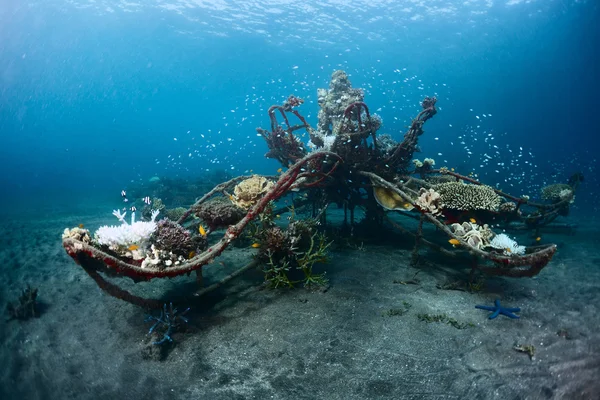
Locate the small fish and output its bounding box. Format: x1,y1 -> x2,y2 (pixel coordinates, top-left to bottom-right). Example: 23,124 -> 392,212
451,168 -> 455,172
505,248 -> 512,254
403,203 -> 413,209
251,243 -> 261,248
130,206 -> 137,212
448,239 -> 460,246
277,168 -> 283,173
198,225 -> 206,236
121,190 -> 127,197
535,237 -> 541,242
128,244 -> 139,251
188,251 -> 196,259
469,218 -> 477,224
143,196 -> 151,205
275,214 -> 281,219
78,223 -> 84,229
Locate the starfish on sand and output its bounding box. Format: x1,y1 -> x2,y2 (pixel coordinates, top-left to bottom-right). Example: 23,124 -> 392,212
475,299 -> 521,319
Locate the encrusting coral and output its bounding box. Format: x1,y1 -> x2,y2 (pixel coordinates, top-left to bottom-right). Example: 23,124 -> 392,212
434,182 -> 501,211
231,175 -> 275,209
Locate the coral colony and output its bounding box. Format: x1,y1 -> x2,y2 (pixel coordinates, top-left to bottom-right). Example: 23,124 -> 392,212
94,209 -> 160,259
62,70 -> 582,311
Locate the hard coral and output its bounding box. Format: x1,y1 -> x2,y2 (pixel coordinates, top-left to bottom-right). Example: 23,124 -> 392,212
164,207 -> 187,221
434,182 -> 501,212
151,219 -> 205,257
62,227 -> 91,244
415,188 -> 443,215
192,197 -> 245,230
231,175 -> 275,209
451,222 -> 494,250
541,183 -> 573,203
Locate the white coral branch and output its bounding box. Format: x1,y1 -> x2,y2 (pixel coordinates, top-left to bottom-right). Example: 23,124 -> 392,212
112,209 -> 127,224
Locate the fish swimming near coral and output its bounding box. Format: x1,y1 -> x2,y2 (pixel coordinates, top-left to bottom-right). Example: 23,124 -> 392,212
448,238 -> 460,246
198,225 -> 206,236
128,244 -> 139,251
251,243 -> 261,248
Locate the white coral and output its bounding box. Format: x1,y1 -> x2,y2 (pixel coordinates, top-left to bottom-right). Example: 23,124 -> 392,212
488,234 -> 526,256
94,209 -> 159,250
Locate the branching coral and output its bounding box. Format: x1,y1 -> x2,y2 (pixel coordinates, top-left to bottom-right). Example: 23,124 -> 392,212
94,209 -> 160,255
253,216 -> 331,288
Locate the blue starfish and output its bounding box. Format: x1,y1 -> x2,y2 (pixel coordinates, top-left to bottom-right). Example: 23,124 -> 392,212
475,299 -> 520,319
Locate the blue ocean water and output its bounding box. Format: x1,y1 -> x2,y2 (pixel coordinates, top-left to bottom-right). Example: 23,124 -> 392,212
1,0 -> 597,217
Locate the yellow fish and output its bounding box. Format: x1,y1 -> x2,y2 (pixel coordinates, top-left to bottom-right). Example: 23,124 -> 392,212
189,251 -> 196,259
451,168 -> 455,172
251,243 -> 261,248
535,237 -> 541,242
78,223 -> 85,229
276,214 -> 281,219
448,239 -> 460,246
277,168 -> 283,173
198,225 -> 206,236
469,218 -> 477,224
128,244 -> 139,251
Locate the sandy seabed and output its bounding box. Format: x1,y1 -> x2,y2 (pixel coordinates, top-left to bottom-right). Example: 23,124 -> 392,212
1,208 -> 599,400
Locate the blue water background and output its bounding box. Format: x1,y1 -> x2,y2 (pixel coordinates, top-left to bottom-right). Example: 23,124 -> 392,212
0,1 -> 598,217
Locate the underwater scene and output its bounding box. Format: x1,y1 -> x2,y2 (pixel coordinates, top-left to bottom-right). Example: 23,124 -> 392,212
1,1 -> 599,399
